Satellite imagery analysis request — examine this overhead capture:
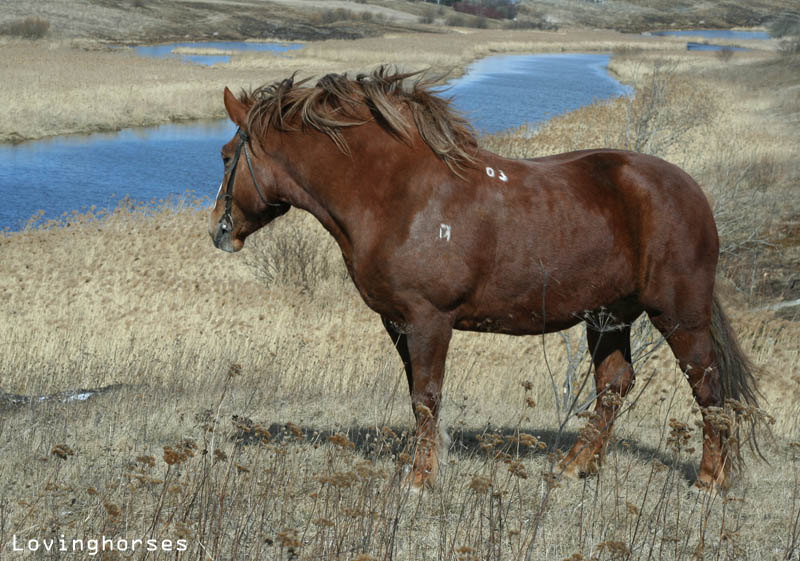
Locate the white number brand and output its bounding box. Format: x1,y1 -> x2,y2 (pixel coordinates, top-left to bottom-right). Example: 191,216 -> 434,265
485,167 -> 508,182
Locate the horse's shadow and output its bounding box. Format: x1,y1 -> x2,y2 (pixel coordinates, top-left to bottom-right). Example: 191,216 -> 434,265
232,418 -> 698,486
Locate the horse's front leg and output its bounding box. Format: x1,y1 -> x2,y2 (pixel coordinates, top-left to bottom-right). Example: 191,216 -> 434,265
383,312 -> 452,488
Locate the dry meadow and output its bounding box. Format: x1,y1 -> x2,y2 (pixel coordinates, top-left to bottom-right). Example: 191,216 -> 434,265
1,29 -> 800,561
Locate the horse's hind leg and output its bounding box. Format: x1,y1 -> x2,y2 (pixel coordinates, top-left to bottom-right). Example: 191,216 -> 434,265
648,313 -> 731,490
561,323 -> 635,478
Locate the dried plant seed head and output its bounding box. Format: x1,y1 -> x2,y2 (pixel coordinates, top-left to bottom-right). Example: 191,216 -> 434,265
213,449 -> 228,464
469,475 -> 491,494
508,460 -> 528,479
277,528 -> 302,549
163,446 -> 184,466
103,502 -> 121,518
51,444 -> 75,460
328,433 -> 355,449
416,403 -> 433,419
287,422 -> 304,439
136,455 -> 156,468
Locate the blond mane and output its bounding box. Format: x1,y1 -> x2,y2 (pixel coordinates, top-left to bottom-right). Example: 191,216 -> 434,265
242,66 -> 478,173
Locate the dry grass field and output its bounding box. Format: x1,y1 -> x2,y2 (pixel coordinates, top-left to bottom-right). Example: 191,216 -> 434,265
1,18 -> 800,561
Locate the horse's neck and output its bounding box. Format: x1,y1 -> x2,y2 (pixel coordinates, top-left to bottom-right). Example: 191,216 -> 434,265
283,129 -> 414,259
283,161 -> 365,262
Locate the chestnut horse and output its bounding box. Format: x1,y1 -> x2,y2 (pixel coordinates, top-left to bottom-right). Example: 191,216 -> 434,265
208,68 -> 759,491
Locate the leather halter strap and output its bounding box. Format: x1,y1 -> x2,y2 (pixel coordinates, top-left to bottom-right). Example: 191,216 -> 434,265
218,127 -> 278,233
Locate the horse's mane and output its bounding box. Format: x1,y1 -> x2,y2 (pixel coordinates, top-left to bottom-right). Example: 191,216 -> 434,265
242,66 -> 478,173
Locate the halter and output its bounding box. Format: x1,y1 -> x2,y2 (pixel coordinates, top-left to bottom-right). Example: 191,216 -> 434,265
218,127 -> 278,234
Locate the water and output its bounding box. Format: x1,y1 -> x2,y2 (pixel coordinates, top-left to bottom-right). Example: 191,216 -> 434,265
0,53 -> 630,230
651,30 -> 771,40
446,54 -> 630,134
133,41 -> 303,65
686,42 -> 750,52
0,121 -> 236,230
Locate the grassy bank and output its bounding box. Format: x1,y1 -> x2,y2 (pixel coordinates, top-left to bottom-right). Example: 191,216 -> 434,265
1,38 -> 799,559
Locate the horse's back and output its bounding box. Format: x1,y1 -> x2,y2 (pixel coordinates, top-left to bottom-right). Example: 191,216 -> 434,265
451,148 -> 719,331
526,148 -> 720,320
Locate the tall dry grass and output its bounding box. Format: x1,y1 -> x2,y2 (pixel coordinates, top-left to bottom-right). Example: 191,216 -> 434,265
1,38 -> 799,561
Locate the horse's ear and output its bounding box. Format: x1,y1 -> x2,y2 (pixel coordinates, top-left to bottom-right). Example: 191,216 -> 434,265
223,87 -> 248,127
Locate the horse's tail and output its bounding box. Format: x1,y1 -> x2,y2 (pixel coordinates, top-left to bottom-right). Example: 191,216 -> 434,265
710,293 -> 765,460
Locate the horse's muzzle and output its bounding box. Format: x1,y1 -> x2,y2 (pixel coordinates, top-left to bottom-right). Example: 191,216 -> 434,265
210,220 -> 236,253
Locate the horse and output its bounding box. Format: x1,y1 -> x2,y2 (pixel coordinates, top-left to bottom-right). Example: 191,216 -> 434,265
208,68 -> 760,492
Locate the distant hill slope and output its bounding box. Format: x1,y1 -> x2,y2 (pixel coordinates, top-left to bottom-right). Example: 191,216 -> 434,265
518,0 -> 799,33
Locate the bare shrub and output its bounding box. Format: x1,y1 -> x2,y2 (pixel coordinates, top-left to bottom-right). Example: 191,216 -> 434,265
505,17 -> 556,30
244,216 -> 347,294
716,46 -> 735,63
770,13 -> 800,57
769,13 -> 800,38
620,61 -> 716,156
779,37 -> 800,57
418,6 -> 436,24
702,148 -> 784,295
2,17 -> 50,39
445,13 -> 468,27
611,44 -> 643,57
316,8 -> 353,24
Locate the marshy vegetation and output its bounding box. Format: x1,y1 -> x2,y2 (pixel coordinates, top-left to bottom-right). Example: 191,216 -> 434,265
1,11 -> 799,561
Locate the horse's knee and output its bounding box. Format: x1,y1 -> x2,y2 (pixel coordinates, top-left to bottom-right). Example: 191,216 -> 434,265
597,350 -> 634,397
687,366 -> 723,407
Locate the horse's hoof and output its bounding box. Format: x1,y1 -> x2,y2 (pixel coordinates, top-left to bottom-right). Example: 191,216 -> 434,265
403,465 -> 434,493
691,476 -> 727,497
560,460 -> 582,480
559,455 -> 600,480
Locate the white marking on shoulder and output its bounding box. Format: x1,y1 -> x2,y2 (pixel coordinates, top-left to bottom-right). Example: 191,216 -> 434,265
439,223 -> 451,242
486,166 -> 509,182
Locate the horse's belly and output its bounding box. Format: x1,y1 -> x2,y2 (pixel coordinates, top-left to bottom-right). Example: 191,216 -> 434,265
454,312 -> 582,336
454,262 -> 637,335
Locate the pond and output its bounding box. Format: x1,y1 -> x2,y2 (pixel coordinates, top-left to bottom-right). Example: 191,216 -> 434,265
447,54 -> 629,134
686,42 -> 750,52
0,53 -> 630,230
133,41 -> 303,65
650,30 -> 771,40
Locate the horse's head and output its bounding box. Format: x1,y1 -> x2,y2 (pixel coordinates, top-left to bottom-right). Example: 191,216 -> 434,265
209,87 -> 290,252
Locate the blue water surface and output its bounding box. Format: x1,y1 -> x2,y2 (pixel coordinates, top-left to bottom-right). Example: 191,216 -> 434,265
651,29 -> 771,40
0,121 -> 236,230
686,42 -> 751,52
0,53 -> 630,230
134,41 -> 303,65
446,54 -> 630,134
